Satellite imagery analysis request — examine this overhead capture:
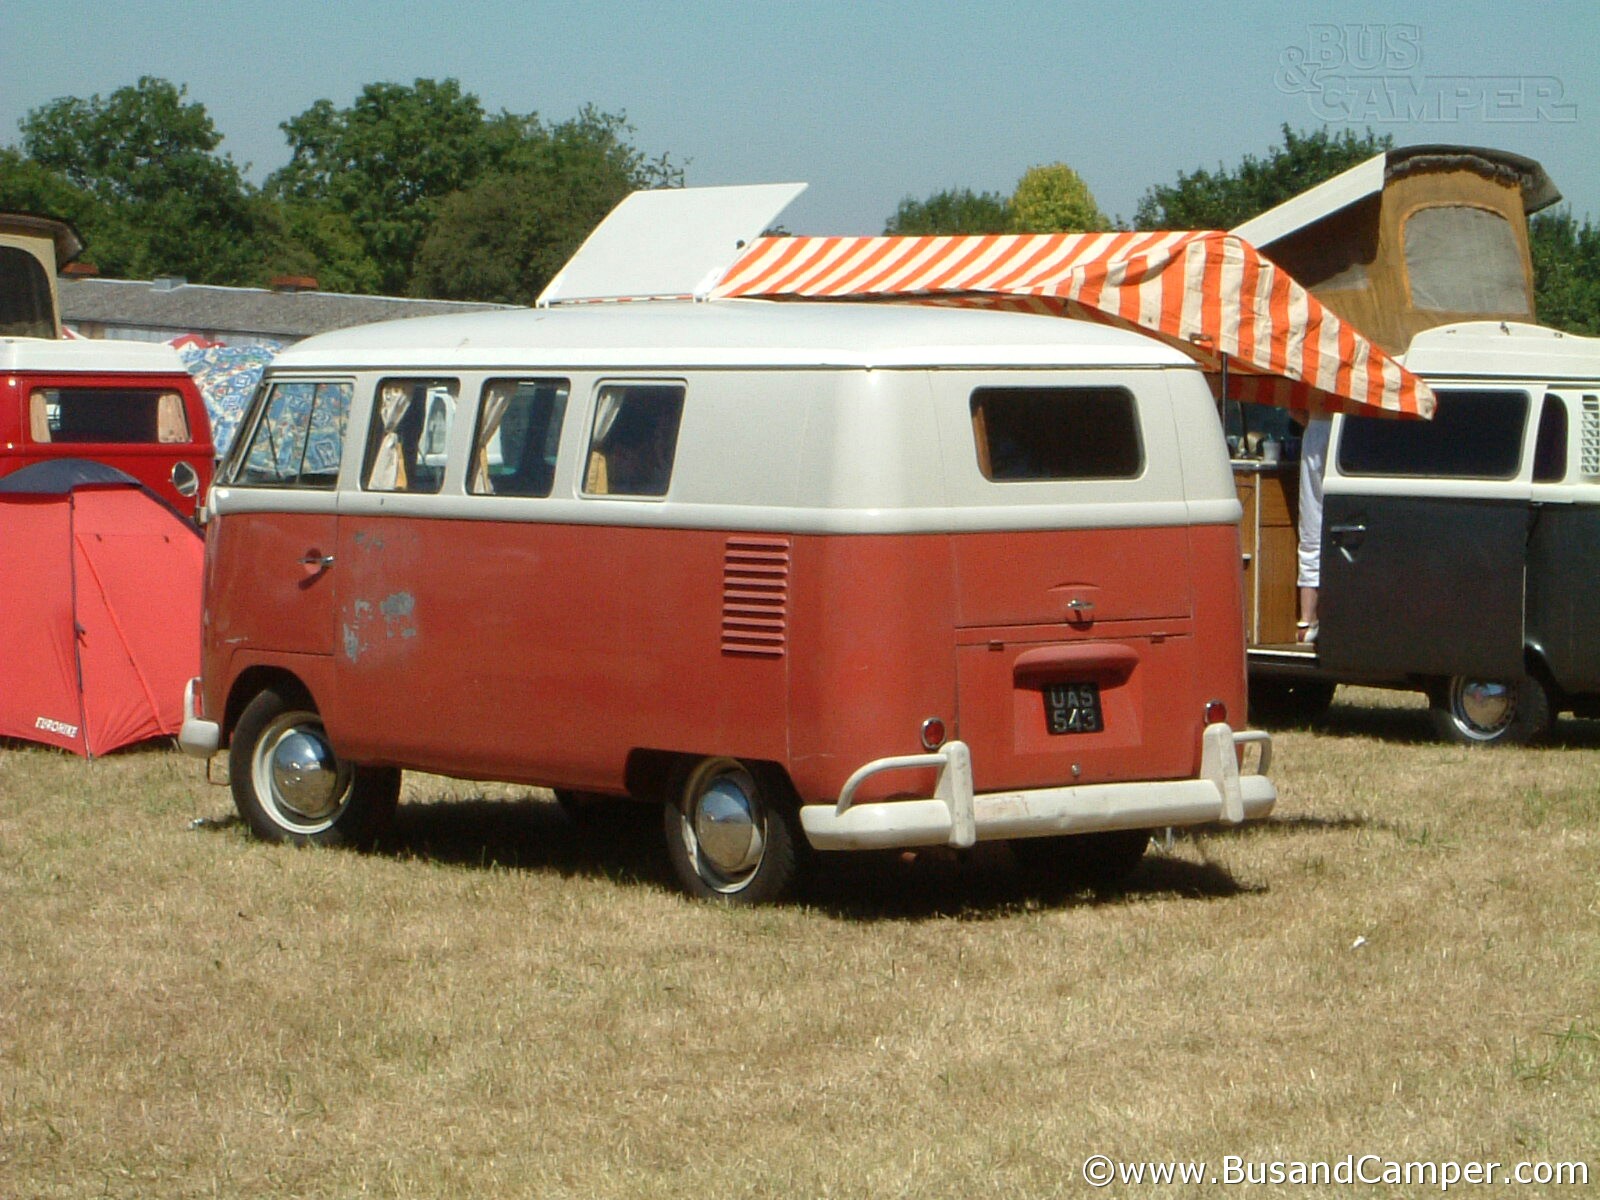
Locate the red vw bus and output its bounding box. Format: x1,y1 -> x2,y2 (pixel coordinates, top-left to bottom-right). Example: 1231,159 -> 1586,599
179,298 -> 1274,902
0,337 -> 214,517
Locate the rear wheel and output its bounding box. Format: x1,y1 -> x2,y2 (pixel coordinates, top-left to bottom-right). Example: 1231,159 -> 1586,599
663,758 -> 802,904
1010,829 -> 1151,892
1429,674 -> 1552,746
229,687 -> 399,848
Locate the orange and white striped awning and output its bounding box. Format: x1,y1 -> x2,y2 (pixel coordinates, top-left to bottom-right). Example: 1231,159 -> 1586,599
714,231 -> 1434,419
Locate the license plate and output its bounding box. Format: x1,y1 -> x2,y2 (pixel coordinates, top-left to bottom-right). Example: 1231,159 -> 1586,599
1043,682 -> 1103,735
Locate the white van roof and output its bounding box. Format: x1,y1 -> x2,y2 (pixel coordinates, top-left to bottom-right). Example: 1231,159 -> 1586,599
1401,321 -> 1600,381
270,298 -> 1194,372
0,336 -> 189,374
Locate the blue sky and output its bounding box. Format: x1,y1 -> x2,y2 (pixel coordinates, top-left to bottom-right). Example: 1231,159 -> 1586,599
3,0 -> 1595,234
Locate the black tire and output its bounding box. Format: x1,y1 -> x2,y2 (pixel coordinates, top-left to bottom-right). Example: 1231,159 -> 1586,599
662,758 -> 803,904
1010,829 -> 1151,892
1428,674 -> 1553,746
229,687 -> 400,849
1249,678 -> 1336,725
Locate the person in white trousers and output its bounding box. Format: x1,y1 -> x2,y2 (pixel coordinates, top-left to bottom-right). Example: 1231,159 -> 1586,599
1297,416 -> 1332,643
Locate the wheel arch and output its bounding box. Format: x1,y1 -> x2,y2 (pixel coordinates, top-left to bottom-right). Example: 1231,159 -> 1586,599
224,666 -> 316,746
1522,640 -> 1568,714
625,748 -> 801,808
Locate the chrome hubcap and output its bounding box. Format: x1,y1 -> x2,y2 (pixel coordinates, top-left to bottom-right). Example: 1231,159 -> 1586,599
254,713 -> 351,827
683,761 -> 766,892
1453,679 -> 1515,737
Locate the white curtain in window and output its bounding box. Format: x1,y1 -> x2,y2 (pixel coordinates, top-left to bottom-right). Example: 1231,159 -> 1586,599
471,382 -> 515,493
368,383 -> 413,491
156,392 -> 188,443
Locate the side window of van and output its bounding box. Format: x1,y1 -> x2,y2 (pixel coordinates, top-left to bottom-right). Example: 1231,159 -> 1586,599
583,383 -> 685,498
970,386 -> 1142,480
28,387 -> 189,444
363,378 -> 459,494
469,378 -> 569,497
1532,395 -> 1568,483
1338,390 -> 1528,480
0,246 -> 53,338
231,381 -> 352,488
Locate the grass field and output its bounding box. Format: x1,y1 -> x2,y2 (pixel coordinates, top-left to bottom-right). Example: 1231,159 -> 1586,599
2,688 -> 1596,1198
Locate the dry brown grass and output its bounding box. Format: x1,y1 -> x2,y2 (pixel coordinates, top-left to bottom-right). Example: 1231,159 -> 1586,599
2,688 -> 1597,1198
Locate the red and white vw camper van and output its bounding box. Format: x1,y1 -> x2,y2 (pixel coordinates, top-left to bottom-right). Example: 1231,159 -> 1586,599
179,295 -> 1274,902
0,337 -> 214,517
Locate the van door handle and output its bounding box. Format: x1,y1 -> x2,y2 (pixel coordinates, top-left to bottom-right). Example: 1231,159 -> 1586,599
1327,521 -> 1366,563
299,552 -> 335,570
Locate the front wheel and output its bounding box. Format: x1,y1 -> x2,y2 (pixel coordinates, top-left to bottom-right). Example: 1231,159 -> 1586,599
663,758 -> 803,904
229,687 -> 400,848
1428,674 -> 1553,746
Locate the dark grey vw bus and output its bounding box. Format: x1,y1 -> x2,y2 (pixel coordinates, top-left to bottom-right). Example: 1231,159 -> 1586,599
1251,321 -> 1600,744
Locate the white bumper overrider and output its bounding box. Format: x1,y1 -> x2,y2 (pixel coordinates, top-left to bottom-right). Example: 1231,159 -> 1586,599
178,677 -> 221,758
798,723 -> 1274,852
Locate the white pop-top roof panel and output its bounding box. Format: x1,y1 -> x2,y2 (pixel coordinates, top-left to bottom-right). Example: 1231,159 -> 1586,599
1231,154 -> 1388,248
1401,321 -> 1600,381
271,298 -> 1193,373
536,183 -> 807,306
0,335 -> 188,374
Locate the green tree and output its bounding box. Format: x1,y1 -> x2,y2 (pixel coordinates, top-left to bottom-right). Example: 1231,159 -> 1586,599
260,200 -> 383,295
412,107 -> 682,304
1009,163 -> 1107,233
884,187 -> 1013,235
269,79 -> 511,294
17,76 -> 269,282
1531,209 -> 1600,335
0,147 -> 102,232
1135,125 -> 1393,230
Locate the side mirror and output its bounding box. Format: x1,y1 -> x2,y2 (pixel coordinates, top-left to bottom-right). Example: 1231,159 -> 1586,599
171,460 -> 201,497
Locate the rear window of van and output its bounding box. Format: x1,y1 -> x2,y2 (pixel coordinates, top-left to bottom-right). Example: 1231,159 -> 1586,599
29,387 -> 190,444
1338,390 -> 1529,480
971,386 -> 1142,481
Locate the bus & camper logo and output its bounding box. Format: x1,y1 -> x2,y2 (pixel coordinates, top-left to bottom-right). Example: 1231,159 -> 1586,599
1277,25 -> 1575,124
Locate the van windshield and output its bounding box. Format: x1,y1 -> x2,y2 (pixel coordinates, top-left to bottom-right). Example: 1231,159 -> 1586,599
1337,389 -> 1529,480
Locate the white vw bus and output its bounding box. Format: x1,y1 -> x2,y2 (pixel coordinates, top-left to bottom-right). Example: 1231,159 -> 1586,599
181,189 -> 1275,903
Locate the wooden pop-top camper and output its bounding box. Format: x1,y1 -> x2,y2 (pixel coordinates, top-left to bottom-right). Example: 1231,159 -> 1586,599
1226,146 -> 1560,655
1233,144 -> 1560,356
0,212 -> 83,339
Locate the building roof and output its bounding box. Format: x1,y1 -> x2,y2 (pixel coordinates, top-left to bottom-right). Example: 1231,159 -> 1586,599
58,276 -> 519,342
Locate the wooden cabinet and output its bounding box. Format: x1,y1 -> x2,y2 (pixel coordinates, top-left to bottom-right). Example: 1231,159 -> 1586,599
1235,465 -> 1301,648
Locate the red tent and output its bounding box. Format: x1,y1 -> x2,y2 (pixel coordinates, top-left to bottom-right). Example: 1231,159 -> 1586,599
0,460 -> 202,757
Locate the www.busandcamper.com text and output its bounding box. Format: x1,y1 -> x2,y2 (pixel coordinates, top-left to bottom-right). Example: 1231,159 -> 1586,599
1080,1153 -> 1588,1189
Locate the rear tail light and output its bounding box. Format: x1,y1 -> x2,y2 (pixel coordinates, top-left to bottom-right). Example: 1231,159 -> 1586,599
1204,700 -> 1228,725
920,717 -> 947,750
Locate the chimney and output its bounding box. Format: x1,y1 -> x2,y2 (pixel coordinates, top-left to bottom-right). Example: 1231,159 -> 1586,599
271,275 -> 319,293
61,261 -> 99,277
152,275 -> 187,291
